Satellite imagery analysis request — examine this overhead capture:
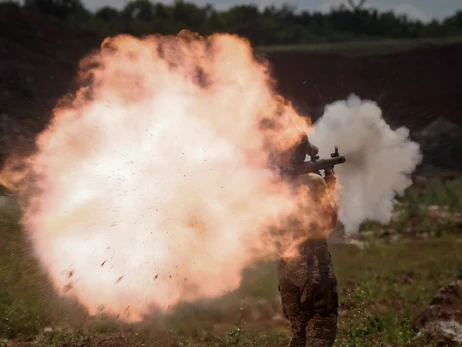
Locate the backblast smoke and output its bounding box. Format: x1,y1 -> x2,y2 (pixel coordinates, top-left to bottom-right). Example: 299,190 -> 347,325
0,33 -> 421,322
0,32 -> 311,322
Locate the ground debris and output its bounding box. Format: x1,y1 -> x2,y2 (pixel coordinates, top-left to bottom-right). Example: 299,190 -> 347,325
387,203 -> 462,240
415,280 -> 462,346
414,117 -> 462,171
10,335 -> 145,347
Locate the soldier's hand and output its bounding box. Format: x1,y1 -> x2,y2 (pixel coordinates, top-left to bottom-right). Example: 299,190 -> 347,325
324,172 -> 337,192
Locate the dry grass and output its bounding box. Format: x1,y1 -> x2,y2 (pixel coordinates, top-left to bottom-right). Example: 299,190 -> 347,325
0,177 -> 461,346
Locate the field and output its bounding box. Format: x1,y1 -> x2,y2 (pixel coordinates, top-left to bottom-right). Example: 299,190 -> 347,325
1,6 -> 462,347
1,178 -> 462,347
262,42 -> 462,136
256,36 -> 462,55
1,5 -> 462,147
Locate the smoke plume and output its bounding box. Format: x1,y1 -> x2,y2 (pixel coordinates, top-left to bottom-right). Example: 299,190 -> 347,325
0,32 -> 319,322
310,95 -> 422,233
0,32 -> 422,323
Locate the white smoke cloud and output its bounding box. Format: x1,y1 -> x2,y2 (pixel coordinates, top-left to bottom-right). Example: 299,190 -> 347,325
310,95 -> 422,233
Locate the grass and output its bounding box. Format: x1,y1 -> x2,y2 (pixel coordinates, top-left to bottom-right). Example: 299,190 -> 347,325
390,177 -> 462,237
255,36 -> 462,56
415,178 -> 462,212
0,176 -> 461,346
332,236 -> 462,346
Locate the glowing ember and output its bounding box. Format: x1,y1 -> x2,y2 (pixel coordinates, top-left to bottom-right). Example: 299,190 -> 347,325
2,32 -> 318,322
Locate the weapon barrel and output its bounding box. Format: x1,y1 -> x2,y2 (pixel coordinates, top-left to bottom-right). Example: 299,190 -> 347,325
281,156 -> 346,177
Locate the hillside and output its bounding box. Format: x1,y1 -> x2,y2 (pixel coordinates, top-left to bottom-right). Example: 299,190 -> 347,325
1,5 -> 461,166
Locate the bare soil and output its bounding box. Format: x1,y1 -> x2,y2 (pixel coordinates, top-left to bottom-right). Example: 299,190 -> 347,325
1,6 -> 462,163
415,280 -> 462,346
264,44 -> 462,132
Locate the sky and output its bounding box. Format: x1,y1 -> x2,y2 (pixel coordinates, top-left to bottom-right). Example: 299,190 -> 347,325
81,0 -> 461,23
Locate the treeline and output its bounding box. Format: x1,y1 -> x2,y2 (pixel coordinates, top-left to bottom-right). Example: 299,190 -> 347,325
5,0 -> 462,45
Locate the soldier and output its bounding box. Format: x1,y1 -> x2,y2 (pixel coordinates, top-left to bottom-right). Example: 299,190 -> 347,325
274,130 -> 339,347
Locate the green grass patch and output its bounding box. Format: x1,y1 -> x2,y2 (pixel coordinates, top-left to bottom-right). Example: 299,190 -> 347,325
1,178 -> 462,346
400,177 -> 462,212
255,36 -> 462,56
331,234 -> 462,346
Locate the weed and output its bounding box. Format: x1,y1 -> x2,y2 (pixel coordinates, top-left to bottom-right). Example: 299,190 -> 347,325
402,177 -> 462,212
42,330 -> 86,347
1,178 -> 462,346
457,262 -> 462,280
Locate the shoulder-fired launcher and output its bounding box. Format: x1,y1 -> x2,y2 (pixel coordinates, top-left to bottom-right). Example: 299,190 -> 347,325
280,146 -> 346,178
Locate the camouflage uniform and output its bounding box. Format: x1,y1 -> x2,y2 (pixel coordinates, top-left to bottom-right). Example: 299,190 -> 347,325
278,173 -> 339,347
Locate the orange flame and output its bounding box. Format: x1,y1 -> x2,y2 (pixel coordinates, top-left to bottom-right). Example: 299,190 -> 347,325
1,32 -> 324,322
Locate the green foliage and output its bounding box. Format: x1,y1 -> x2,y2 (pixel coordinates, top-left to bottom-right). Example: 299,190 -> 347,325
24,0 -> 88,20
0,202 -> 48,339
95,6 -> 119,22
358,220 -> 383,234
16,0 -> 462,46
41,330 -> 86,347
1,179 -> 462,346
422,178 -> 462,212
392,177 -> 462,235
421,178 -> 461,211
0,185 -> 8,196
457,262 -> 462,280
331,234 -> 462,347
0,201 -> 89,341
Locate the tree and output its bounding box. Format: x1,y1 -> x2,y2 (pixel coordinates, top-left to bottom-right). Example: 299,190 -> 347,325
24,0 -> 85,19
0,1 -> 20,8
122,0 -> 155,22
95,6 -> 119,22
343,0 -> 368,35
346,0 -> 367,12
20,0 -> 461,44
173,0 -> 209,28
444,10 -> 462,31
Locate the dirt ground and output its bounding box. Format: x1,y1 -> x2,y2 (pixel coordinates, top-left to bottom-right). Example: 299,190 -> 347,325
0,5 -> 101,159
264,44 -> 462,132
1,5 -> 462,164
1,9 -> 462,346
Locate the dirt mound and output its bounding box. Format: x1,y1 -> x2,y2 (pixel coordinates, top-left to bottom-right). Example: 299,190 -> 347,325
264,45 -> 462,174
1,7 -> 462,171
414,117 -> 462,171
0,5 -> 100,160
415,280 -> 462,346
9,335 -> 144,347
265,44 -> 462,133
